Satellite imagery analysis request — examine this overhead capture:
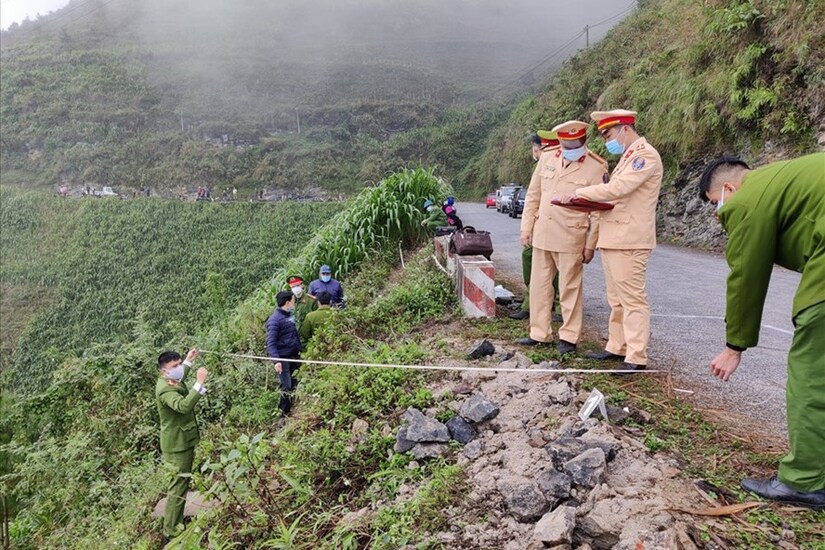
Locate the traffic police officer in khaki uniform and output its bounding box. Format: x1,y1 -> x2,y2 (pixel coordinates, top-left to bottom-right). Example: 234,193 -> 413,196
517,120 -> 606,353
567,109 -> 663,371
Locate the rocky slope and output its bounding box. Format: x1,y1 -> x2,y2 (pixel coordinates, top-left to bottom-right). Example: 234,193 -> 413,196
365,347 -> 742,550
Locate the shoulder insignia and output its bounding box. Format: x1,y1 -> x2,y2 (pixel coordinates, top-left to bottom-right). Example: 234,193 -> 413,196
587,151 -> 608,165
555,150 -> 561,158
631,157 -> 646,171
624,149 -> 634,159
602,172 -> 610,184
636,143 -> 646,151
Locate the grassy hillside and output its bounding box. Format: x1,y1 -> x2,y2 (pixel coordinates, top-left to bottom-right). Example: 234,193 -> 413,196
0,190 -> 341,390
4,169 -> 824,549
1,168 -> 457,549
467,0 -> 825,199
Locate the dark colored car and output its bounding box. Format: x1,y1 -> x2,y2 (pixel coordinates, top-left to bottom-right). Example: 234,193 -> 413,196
486,192 -> 497,208
509,187 -> 526,218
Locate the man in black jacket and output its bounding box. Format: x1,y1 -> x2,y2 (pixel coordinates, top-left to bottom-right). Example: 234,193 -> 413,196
266,291 -> 302,415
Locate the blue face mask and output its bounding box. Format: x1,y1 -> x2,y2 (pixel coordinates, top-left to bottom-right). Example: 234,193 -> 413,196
716,187 -> 726,212
562,146 -> 586,162
605,138 -> 625,155
320,274 -> 331,283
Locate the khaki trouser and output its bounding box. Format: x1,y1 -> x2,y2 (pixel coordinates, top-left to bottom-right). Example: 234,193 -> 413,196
600,249 -> 652,365
529,248 -> 584,344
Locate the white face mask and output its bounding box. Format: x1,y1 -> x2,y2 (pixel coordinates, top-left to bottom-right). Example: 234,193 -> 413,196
165,363 -> 185,382
291,286 -> 304,298
716,187 -> 726,212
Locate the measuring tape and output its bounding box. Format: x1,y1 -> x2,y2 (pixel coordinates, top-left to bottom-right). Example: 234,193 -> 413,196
199,350 -> 665,375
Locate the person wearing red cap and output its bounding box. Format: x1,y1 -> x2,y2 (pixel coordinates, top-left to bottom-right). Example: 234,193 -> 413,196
287,275 -> 315,326
563,109 -> 663,372
517,120 -> 606,353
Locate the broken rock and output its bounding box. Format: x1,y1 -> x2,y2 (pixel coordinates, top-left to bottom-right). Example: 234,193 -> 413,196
498,350 -> 515,362
463,439 -> 485,460
502,483 -> 549,522
536,469 -> 572,505
411,442 -> 449,460
563,448 -> 606,489
460,393 -> 501,423
534,505 -> 577,546
545,381 -> 573,405
546,436 -> 618,469
350,418 -> 369,442
446,416 -> 476,445
403,407 -> 450,442
394,426 -> 415,453
467,339 -> 496,359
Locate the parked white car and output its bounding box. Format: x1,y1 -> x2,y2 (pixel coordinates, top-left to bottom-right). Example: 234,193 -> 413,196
101,186 -> 117,197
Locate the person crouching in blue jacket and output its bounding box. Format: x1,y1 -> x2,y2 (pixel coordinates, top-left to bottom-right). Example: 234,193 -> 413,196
266,290 -> 303,415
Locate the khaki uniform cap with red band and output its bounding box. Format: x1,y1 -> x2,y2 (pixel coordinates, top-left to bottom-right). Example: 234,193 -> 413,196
590,109 -> 637,132
536,130 -> 560,148
287,276 -> 304,287
551,120 -> 589,141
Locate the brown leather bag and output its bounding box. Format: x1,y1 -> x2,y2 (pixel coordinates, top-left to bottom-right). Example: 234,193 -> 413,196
449,226 -> 493,260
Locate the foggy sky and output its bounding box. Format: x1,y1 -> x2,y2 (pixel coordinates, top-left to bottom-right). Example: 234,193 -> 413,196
129,0 -> 628,97
2,0 -> 632,120
0,0 -> 70,29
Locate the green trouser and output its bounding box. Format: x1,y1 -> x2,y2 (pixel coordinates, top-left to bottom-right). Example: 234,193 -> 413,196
778,301 -> 825,492
521,246 -> 559,313
163,448 -> 195,537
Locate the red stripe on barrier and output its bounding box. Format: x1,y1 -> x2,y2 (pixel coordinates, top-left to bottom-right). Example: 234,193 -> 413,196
462,272 -> 495,317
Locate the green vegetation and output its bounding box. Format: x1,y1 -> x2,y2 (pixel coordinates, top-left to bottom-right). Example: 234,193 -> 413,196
1,168 -> 465,549
469,0 -> 825,196
3,0 -> 825,546
0,189 -> 340,391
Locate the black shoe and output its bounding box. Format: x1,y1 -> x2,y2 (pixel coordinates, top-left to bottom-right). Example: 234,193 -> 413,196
557,340 -> 577,354
515,337 -> 546,346
509,310 -> 529,320
613,362 -> 646,375
552,312 -> 563,323
741,475 -> 825,510
585,350 -> 625,361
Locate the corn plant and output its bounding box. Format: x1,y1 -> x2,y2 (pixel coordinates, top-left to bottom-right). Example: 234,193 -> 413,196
216,167 -> 451,351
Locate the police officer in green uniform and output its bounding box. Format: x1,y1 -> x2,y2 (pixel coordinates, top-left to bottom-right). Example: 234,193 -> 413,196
300,291 -> 334,342
287,275 -> 315,327
699,152 -> 825,509
421,199 -> 448,231
511,131 -> 562,321
156,348 -> 208,537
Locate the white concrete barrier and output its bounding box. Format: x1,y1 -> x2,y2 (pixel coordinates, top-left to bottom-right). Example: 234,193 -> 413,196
455,255 -> 496,319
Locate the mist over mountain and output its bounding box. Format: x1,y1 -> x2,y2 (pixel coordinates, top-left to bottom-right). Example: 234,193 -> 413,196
0,0 -> 622,193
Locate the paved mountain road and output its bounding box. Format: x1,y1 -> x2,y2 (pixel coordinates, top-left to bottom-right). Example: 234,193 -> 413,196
459,202 -> 799,435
